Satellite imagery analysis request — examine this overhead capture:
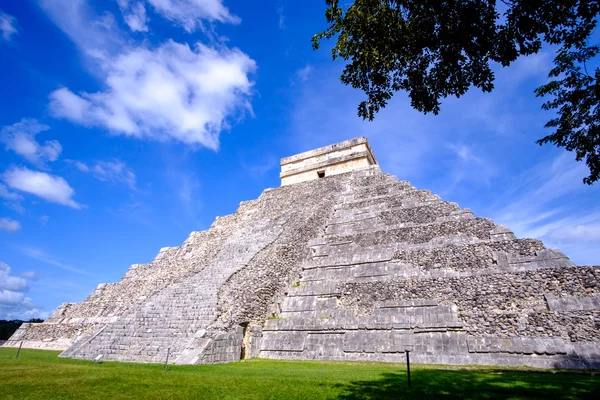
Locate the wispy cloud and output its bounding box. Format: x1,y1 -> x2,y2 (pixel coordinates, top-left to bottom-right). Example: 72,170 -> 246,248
39,0 -> 123,61
143,0 -> 239,32
175,171 -> 202,218
0,217 -> 21,232
546,224 -> 600,244
2,166 -> 83,209
276,5 -> 285,29
441,143 -> 497,194
108,198 -> 156,229
487,152 -> 600,264
0,10 -> 18,41
1,119 -> 62,168
117,0 -> 149,32
161,161 -> 204,229
72,159 -> 137,190
15,246 -> 88,275
240,154 -> 278,178
294,65 -> 312,83
0,183 -> 22,201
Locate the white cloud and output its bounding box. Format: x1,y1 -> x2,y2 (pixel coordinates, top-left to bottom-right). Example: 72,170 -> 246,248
145,0 -> 239,32
39,0 -> 123,61
73,159 -> 137,189
41,0 -> 255,149
50,41 -> 256,149
1,119 -> 62,167
0,11 -> 18,41
4,201 -> 25,214
296,65 -> 312,82
0,183 -> 22,201
276,5 -> 285,29
2,167 -> 82,209
0,217 -> 21,232
19,271 -> 38,280
0,262 -> 47,320
117,0 -> 149,32
0,262 -> 28,291
0,290 -> 24,305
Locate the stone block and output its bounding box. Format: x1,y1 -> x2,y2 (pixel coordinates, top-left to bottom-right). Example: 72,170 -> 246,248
260,331 -> 307,352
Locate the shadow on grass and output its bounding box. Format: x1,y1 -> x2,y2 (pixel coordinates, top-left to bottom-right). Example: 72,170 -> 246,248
334,369 -> 600,400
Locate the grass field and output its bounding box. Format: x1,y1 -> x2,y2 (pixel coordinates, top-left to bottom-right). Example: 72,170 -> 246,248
1,348 -> 599,399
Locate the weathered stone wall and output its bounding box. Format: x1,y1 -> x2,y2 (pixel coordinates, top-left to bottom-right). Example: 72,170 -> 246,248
10,148 -> 599,369
258,169 -> 600,369
340,267 -> 600,341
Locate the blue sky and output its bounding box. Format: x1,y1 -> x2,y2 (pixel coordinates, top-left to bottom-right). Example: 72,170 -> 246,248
0,0 -> 598,320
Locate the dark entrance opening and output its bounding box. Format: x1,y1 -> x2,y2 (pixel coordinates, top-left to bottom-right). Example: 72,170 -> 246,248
240,322 -> 249,360
317,170 -> 325,178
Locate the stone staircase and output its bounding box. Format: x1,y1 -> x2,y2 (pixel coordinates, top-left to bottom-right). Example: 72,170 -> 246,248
64,214 -> 288,363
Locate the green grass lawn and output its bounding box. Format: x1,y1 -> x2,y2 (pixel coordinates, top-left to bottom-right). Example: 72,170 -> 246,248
0,348 -> 599,399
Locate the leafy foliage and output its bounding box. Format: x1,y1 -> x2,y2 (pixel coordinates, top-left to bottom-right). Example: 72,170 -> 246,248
0,319 -> 44,340
313,0 -> 600,183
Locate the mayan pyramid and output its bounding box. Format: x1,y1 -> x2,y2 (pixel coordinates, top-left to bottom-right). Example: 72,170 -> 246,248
5,137 -> 599,368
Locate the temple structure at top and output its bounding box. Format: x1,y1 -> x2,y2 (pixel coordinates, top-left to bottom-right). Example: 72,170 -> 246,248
280,137 -> 378,186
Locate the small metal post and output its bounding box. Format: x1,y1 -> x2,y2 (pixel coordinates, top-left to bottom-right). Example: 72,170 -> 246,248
15,341 -> 23,359
164,347 -> 170,372
406,350 -> 411,387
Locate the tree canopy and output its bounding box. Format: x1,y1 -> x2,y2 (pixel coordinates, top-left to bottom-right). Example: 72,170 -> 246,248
313,0 -> 600,184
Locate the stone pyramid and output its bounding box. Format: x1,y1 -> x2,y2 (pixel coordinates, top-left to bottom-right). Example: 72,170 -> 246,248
6,137 -> 599,368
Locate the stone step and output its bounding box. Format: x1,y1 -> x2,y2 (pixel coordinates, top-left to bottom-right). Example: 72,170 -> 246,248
325,218 -> 496,247
338,190 -> 440,211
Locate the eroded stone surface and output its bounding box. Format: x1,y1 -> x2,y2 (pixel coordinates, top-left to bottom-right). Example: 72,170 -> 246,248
5,138 -> 599,369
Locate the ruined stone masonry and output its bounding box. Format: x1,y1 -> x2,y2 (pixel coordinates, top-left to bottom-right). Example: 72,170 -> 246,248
5,137 -> 599,368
